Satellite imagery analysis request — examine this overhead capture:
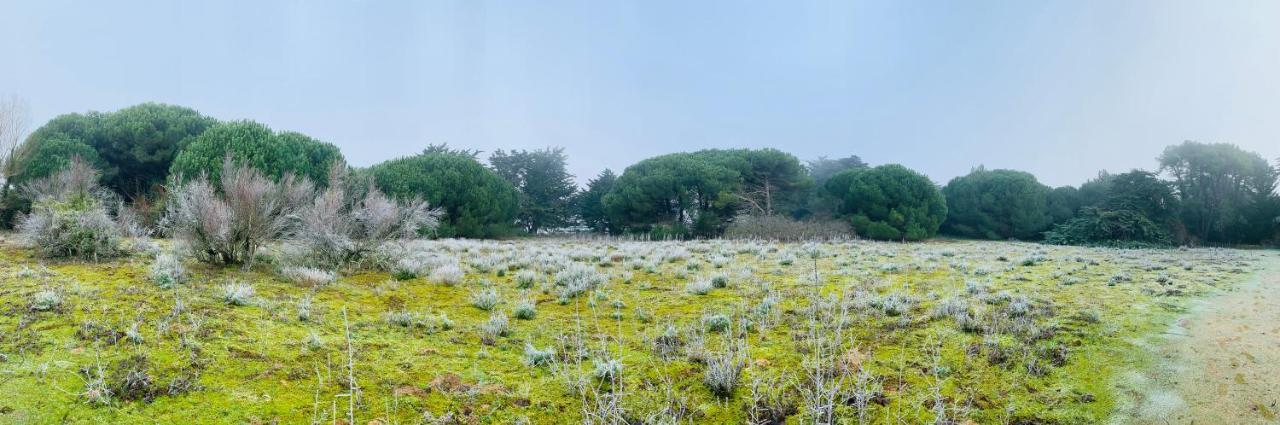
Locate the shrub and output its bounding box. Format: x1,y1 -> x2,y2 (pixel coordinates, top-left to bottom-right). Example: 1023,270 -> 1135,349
164,158 -> 314,266
514,270 -> 539,289
384,310 -> 423,328
291,164 -> 443,269
823,164 -> 947,241
15,157 -> 127,260
30,288 -> 63,311
219,281 -> 254,306
554,264 -> 606,300
723,214 -> 852,241
686,278 -> 714,295
704,345 -> 746,398
703,314 -> 732,333
149,252 -> 186,288
523,344 -> 555,367
471,288 -> 500,311
480,312 -> 509,344
279,266 -> 336,287
1043,207 -> 1172,247
430,264 -> 465,286
514,299 -> 537,320
592,358 -> 622,381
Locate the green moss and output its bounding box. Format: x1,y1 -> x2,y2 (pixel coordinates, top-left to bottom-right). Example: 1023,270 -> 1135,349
0,240 -> 1264,423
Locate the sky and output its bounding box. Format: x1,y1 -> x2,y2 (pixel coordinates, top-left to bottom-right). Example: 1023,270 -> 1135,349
2,0 -> 1278,188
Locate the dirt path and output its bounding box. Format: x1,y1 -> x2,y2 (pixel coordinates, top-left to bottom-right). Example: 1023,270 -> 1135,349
1123,254 -> 1280,424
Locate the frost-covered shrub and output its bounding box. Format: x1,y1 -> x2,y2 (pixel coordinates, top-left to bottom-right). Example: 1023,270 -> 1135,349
30,288 -> 63,311
523,344 -> 555,367
219,281 -> 255,306
703,314 -> 732,333
704,345 -> 746,398
686,278 -> 714,295
480,312 -> 509,344
384,310 -> 423,328
554,264 -> 605,301
514,299 -> 537,320
149,252 -> 186,288
16,158 -> 128,260
165,159 -> 314,266
430,264 -> 464,285
723,214 -> 853,241
592,358 -> 622,381
292,166 -> 443,269
280,266 -> 336,287
471,287 -> 500,311
514,270 -> 539,289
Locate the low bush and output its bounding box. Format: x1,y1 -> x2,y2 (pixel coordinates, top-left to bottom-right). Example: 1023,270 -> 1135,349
164,158 -> 314,267
15,157 -> 129,260
1043,207 -> 1171,247
291,164 -> 443,269
723,214 -> 852,241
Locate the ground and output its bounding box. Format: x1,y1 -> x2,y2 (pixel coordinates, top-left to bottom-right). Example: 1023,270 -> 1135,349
0,237 -> 1273,424
1114,254 -> 1280,424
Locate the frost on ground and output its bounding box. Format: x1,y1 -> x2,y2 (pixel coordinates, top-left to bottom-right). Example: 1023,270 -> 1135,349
0,237 -> 1268,424
1114,253 -> 1280,424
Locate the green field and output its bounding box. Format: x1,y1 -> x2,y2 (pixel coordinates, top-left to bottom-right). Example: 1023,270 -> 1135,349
0,238 -> 1266,424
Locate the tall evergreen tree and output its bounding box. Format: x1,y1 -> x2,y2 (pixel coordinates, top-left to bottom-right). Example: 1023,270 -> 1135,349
489,147 -> 577,234
575,169 -> 617,233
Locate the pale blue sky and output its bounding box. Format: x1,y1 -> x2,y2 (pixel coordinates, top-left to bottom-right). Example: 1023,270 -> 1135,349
2,0 -> 1277,187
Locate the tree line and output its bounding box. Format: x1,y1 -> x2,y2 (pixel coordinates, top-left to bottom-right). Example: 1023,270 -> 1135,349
1,102 -> 1277,246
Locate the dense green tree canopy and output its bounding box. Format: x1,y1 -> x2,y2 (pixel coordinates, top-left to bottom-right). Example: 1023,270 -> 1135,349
1159,141 -> 1278,244
1046,186 -> 1083,225
368,147 -> 519,238
489,147 -> 577,233
169,120 -> 343,186
941,168 -> 1052,240
807,155 -> 867,186
1043,207 -> 1172,247
603,148 -> 810,238
12,103 -> 216,198
575,169 -> 617,234
823,164 -> 947,241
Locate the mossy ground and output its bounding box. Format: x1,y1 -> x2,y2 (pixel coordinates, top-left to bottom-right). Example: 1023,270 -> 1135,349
0,237 -> 1265,424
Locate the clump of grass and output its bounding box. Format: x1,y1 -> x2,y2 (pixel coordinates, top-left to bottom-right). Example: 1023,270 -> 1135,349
219,281 -> 254,306
523,344 -> 555,367
480,312 -> 510,344
30,288 -> 64,312
653,325 -> 684,359
149,252 -> 186,289
686,278 -> 714,295
702,314 -> 732,333
430,264 -> 465,286
869,293 -> 914,316
514,270 -> 539,289
555,264 -> 606,301
513,299 -> 537,320
280,266 -> 336,287
471,287 -> 500,311
592,358 -> 622,382
297,295 -> 313,321
704,344 -> 746,398
384,310 -> 422,328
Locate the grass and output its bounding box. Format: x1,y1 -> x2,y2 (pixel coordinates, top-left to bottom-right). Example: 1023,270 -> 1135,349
0,237 -> 1267,423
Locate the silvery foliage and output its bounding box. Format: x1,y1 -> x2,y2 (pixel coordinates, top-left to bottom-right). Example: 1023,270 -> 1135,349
165,158 -> 314,266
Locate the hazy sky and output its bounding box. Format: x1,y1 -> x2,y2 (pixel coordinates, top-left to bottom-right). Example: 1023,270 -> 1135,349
2,0 -> 1278,187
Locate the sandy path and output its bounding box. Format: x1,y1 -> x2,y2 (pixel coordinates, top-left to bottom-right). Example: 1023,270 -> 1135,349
1125,254 -> 1280,424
